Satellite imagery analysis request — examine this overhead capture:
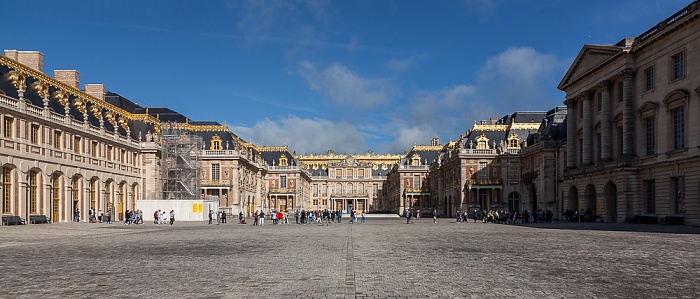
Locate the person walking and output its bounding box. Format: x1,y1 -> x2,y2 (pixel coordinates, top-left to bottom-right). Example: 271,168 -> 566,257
361,211 -> 365,224
169,210 -> 175,225
406,209 -> 412,224
253,210 -> 259,226
105,210 -> 111,224
259,210 -> 265,226
222,211 -> 227,224
208,210 -> 213,225
432,209 -> 437,224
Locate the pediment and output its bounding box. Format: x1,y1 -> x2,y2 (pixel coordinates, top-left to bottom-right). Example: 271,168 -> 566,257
559,45 -> 623,90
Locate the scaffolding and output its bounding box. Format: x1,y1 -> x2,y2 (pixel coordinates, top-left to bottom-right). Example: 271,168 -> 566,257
161,123 -> 203,200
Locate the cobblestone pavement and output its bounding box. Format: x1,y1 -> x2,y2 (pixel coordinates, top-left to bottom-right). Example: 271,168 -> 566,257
1,219 -> 699,298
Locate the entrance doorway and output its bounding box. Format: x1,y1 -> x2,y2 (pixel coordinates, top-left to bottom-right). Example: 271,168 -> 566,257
347,200 -> 353,214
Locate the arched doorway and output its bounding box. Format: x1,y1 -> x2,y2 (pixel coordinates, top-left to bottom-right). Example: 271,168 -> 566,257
584,184 -> 596,221
71,175 -> 83,222
528,183 -> 537,211
51,172 -> 63,222
604,181 -> 617,223
118,181 -> 127,222
567,186 -> 578,212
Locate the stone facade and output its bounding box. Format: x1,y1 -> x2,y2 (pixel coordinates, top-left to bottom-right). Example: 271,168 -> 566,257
558,1 -> 700,224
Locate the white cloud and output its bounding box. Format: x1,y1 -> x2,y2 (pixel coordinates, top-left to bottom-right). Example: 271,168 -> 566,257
297,61 -> 397,109
387,57 -> 416,72
481,46 -> 560,89
231,115 -> 369,155
387,126 -> 438,153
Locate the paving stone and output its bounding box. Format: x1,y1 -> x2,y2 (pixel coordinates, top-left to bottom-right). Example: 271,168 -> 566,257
1,220 -> 699,298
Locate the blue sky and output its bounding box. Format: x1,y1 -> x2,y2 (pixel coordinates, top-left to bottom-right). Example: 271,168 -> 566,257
2,0 -> 692,154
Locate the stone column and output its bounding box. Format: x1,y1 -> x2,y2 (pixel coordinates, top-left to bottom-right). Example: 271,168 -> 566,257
622,68 -> 637,157
581,91 -> 593,165
599,81 -> 612,161
565,99 -> 577,168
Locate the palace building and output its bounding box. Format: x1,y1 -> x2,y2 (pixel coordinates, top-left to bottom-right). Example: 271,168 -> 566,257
558,1 -> 700,225
2,1 -> 699,225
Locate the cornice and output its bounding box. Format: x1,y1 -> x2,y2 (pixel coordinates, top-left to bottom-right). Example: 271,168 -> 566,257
0,54 -> 161,128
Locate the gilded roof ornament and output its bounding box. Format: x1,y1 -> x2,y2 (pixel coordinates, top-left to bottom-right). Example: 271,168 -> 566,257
55,90 -> 70,106
32,81 -> 49,99
8,71 -> 26,91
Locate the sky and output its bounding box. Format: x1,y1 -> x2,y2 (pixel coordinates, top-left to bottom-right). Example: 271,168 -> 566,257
1,0 -> 692,155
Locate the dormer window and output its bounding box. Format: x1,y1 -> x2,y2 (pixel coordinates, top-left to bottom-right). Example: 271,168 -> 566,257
279,155 -> 288,166
507,133 -> 520,148
476,134 -> 489,149
411,153 -> 421,165
210,135 -> 222,150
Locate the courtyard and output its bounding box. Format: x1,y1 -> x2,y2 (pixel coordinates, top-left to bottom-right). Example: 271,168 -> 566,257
1,218 -> 699,298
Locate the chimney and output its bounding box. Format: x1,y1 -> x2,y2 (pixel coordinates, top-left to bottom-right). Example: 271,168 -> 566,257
491,118 -> 500,125
4,50 -> 44,73
85,84 -> 106,101
431,137 -> 440,146
54,70 -> 80,90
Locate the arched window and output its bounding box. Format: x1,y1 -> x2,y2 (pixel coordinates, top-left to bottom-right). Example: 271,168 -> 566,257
29,170 -> 38,213
476,134 -> 489,149
2,167 -> 12,214
210,135 -> 222,150
279,155 -> 288,166
507,133 -> 520,148
411,153 -> 421,165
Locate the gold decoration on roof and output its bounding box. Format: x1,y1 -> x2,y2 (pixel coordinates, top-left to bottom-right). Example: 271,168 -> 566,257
32,81 -> 49,99
8,71 -> 26,91
54,90 -> 70,106
117,116 -> 129,130
73,97 -> 87,114
0,54 -> 160,132
104,111 -> 116,125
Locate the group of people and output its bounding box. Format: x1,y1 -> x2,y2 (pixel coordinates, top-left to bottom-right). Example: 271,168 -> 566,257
451,209 -> 554,224
563,208 -> 596,223
208,210 -> 227,225
242,209 -> 366,226
405,209 -> 438,224
74,208 -> 112,224
153,209 -> 175,225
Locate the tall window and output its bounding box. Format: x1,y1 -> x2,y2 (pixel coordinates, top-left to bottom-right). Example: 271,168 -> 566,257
347,169 -> 353,178
673,177 -> 684,214
211,164 -> 220,181
336,183 -> 342,194
73,136 -> 81,154
3,167 -> 12,213
645,180 -> 655,214
54,131 -> 62,150
52,174 -> 60,217
280,175 -> 287,189
358,183 -> 364,194
373,184 -> 378,195
617,82 -> 624,103
673,107 -> 685,150
31,124 -> 40,144
358,169 -> 364,178
346,183 -> 353,194
672,52 -> 684,81
645,117 -> 655,156
120,149 -> 126,163
73,179 -> 79,208
509,162 -> 520,179
90,180 -> 97,209
92,141 -> 98,158
478,162 -> 488,180
107,145 -> 113,161
29,171 -> 37,213
3,116 -> 13,138
644,66 -> 654,92
618,126 -> 624,156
